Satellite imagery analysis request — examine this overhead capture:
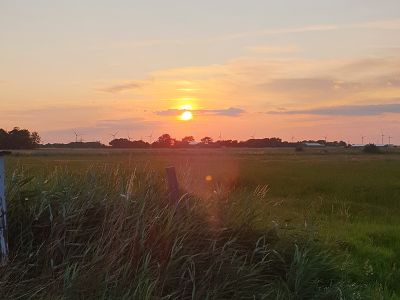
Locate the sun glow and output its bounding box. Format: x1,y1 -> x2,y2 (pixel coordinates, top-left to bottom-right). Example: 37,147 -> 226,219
179,104 -> 192,110
180,110 -> 193,121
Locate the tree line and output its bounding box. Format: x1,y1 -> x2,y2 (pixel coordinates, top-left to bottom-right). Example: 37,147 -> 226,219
1,128 -> 348,150
0,127 -> 41,149
108,134 -> 348,148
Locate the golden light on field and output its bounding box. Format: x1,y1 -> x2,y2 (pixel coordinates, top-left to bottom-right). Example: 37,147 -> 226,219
180,110 -> 193,121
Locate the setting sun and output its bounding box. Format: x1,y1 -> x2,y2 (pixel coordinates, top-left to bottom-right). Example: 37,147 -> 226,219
180,111 -> 193,121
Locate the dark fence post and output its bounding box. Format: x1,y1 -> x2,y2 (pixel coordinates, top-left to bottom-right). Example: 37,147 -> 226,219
165,166 -> 179,203
0,151 -> 10,266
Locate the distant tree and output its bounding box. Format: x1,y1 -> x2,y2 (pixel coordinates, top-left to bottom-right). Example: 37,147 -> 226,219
42,141 -> 106,149
153,134 -> 175,148
200,136 -> 213,145
181,136 -> 195,144
109,138 -> 149,148
214,139 -> 239,148
173,136 -> 196,148
130,140 -> 149,148
0,127 -> 41,149
109,138 -> 131,148
363,143 -> 381,154
8,127 -> 30,149
0,129 -> 8,149
239,137 -> 283,148
30,131 -> 41,145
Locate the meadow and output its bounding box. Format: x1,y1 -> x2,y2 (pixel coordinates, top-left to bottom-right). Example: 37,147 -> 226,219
1,147 -> 400,299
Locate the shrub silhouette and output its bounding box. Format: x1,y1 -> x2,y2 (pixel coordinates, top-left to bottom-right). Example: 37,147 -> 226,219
363,143 -> 381,154
295,145 -> 304,152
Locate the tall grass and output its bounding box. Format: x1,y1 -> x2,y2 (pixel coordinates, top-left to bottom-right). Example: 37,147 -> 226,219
0,165 -> 357,299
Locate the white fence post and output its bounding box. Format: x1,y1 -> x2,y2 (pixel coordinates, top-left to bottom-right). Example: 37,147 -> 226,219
0,153 -> 8,266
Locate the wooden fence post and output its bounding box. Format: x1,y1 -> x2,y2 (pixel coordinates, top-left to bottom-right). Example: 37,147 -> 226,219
165,166 -> 179,203
0,152 -> 9,266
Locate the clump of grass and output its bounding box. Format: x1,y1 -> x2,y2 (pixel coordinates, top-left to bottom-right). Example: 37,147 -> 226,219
0,165 -> 357,299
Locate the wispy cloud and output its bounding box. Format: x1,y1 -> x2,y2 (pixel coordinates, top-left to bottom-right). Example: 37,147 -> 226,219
212,24 -> 339,41
202,19 -> 400,43
95,118 -> 157,130
261,77 -> 361,92
41,118 -> 159,143
355,19 -> 400,30
99,81 -> 142,93
246,45 -> 299,55
267,103 -> 400,116
2,105 -> 105,121
108,39 -> 170,49
96,19 -> 400,51
156,107 -> 245,117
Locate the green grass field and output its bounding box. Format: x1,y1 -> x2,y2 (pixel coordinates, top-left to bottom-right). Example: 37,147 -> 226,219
1,148 -> 400,299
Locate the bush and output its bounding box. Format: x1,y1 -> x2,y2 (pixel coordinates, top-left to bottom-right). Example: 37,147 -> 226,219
295,145 -> 304,152
363,144 -> 381,154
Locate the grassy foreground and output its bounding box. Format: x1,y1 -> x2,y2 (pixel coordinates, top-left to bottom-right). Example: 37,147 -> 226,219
1,148 -> 400,299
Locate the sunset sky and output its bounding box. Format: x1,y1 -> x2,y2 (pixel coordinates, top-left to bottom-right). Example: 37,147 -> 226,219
1,0 -> 400,144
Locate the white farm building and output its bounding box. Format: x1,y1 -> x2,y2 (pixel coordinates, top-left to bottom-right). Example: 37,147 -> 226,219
303,142 -> 325,147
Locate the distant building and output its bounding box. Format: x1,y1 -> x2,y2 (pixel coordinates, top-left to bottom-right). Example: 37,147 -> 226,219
303,142 -> 325,147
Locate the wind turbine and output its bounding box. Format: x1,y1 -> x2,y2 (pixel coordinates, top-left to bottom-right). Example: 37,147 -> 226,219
250,133 -> 255,139
147,131 -> 154,143
381,131 -> 385,145
361,135 -> 366,144
388,135 -> 392,145
109,131 -> 119,140
73,131 -> 79,143
218,132 -> 222,140
323,135 -> 327,143
127,132 -> 132,141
